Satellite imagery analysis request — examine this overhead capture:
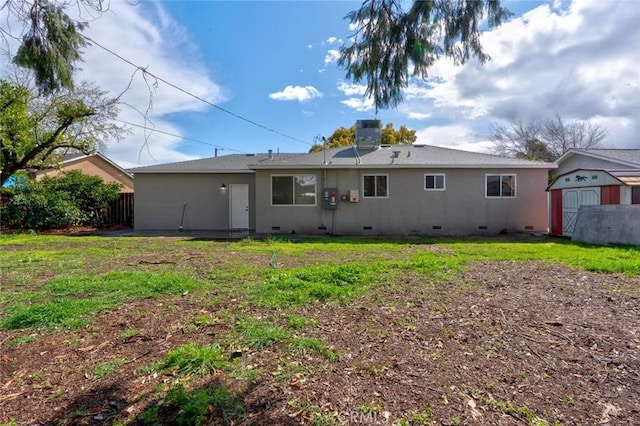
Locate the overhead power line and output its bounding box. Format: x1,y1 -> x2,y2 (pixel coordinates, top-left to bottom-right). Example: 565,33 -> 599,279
85,36 -> 314,147
113,118 -> 249,154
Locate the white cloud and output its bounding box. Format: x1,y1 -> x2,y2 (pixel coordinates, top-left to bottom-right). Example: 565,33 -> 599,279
398,0 -> 640,151
337,81 -> 366,96
80,3 -> 225,116
106,122 -> 200,169
336,81 -> 374,112
406,112 -> 432,120
416,125 -> 474,146
324,49 -> 340,65
269,85 -> 322,102
1,1 -> 226,167
340,97 -> 374,112
324,37 -> 340,45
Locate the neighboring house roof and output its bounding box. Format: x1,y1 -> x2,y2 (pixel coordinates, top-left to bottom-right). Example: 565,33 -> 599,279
556,149 -> 640,169
251,145 -> 556,169
36,152 -> 134,193
60,152 -> 89,163
36,151 -> 132,178
130,153 -> 302,174
60,152 -> 133,178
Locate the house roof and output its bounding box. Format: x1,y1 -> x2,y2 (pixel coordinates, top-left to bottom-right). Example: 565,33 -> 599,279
251,144 -> 556,169
80,152 -> 133,178
38,152 -> 133,178
556,149 -> 640,168
61,152 -> 87,162
129,153 -> 302,174
131,145 -> 555,174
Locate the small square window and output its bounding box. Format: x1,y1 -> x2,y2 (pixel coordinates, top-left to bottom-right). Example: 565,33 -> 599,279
363,175 -> 388,198
425,174 -> 445,191
486,174 -> 516,198
271,175 -> 316,205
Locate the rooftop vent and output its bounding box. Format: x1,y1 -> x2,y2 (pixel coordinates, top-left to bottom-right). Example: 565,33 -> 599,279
355,119 -> 382,150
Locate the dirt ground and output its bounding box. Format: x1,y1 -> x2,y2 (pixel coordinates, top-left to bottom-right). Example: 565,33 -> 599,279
1,256 -> 639,425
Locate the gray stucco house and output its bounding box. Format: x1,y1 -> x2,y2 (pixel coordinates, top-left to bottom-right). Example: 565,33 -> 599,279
131,142 -> 555,236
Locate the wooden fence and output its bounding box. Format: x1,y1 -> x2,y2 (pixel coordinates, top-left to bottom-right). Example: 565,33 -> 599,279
104,192 -> 134,227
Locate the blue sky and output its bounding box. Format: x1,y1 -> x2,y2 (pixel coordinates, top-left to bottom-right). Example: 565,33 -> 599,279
2,1 -> 639,168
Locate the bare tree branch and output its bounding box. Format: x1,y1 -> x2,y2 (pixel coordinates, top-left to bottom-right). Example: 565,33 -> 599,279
489,114 -> 607,161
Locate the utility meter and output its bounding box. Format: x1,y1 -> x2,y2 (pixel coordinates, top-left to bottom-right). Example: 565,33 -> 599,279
322,188 -> 338,210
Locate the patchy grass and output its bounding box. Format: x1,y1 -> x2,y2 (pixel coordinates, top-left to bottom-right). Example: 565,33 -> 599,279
1,272 -> 201,330
92,358 -> 127,379
446,239 -> 640,274
234,317 -> 289,349
1,234 -> 638,425
252,263 -> 377,308
162,343 -> 231,377
137,383 -> 244,426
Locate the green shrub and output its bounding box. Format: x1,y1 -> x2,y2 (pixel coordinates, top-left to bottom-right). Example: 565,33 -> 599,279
1,184 -> 84,229
0,169 -> 121,229
40,170 -> 121,224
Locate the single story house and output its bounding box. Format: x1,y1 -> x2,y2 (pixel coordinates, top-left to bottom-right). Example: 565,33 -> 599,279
36,152 -> 134,193
131,142 -> 556,236
547,149 -> 640,237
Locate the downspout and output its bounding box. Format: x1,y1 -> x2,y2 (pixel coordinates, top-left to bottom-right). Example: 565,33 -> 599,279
323,164 -> 328,233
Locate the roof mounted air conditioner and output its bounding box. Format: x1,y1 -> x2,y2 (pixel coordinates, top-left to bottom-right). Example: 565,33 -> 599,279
355,119 -> 382,150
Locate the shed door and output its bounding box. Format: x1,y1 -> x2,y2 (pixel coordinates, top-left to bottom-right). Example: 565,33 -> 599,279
230,184 -> 249,230
562,187 -> 600,236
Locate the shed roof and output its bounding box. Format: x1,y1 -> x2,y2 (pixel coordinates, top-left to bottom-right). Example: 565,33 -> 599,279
547,168 -> 640,190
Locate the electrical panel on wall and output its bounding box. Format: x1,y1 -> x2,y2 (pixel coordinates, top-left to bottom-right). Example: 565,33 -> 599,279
323,188 -> 338,210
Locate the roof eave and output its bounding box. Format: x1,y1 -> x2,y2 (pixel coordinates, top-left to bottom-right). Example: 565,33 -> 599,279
251,163 -> 556,170
131,169 -> 256,174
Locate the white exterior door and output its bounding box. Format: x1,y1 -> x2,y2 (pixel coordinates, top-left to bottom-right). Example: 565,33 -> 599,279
562,187 -> 600,236
230,184 -> 249,230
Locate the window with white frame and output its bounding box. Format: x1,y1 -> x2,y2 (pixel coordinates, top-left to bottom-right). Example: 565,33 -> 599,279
486,174 -> 516,197
425,174 -> 445,191
271,175 -> 316,205
363,174 -> 388,198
